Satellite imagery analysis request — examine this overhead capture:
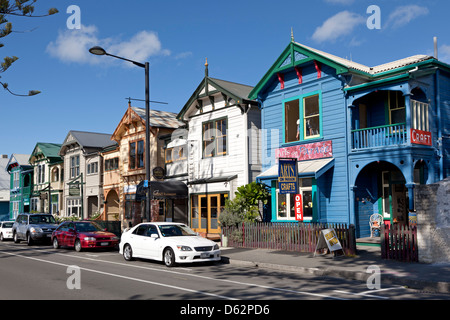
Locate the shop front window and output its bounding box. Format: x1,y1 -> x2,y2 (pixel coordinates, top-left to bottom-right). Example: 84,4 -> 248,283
276,178 -> 314,221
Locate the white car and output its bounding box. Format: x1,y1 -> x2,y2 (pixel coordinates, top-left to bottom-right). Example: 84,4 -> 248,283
0,221 -> 14,241
119,222 -> 221,267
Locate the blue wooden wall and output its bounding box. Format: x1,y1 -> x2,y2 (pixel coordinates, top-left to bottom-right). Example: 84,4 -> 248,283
259,61 -> 350,224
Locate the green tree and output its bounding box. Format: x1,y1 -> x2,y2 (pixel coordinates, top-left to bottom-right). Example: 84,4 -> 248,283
0,0 -> 58,96
218,182 -> 269,228
235,181 -> 269,220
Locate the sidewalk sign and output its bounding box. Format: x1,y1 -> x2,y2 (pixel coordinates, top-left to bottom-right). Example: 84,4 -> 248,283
314,228 -> 344,258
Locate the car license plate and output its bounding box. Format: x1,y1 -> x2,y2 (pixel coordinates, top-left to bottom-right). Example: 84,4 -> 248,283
47,234 -> 52,238
100,242 -> 109,246
200,253 -> 210,259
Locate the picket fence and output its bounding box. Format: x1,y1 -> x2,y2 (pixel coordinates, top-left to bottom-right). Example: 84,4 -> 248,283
222,222 -> 357,256
381,224 -> 418,262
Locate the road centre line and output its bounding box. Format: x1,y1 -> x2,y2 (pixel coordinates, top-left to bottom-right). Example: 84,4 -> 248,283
52,249 -> 346,300
333,290 -> 390,299
0,249 -> 236,300
2,244 -> 346,300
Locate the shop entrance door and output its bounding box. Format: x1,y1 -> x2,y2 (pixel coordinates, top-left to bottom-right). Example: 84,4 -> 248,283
191,194 -> 226,235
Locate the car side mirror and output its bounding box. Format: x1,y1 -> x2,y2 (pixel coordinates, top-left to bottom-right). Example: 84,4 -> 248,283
150,233 -> 159,239
68,228 -> 75,233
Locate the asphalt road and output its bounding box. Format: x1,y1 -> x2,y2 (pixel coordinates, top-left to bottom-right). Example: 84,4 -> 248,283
0,240 -> 448,308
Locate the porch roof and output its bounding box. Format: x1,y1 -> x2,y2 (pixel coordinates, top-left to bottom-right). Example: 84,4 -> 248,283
256,158 -> 335,181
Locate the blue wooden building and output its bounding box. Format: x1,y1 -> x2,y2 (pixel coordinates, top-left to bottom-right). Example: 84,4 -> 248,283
251,40 -> 450,238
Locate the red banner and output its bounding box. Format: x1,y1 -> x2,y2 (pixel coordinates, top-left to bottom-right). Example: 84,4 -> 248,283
294,194 -> 303,221
276,140 -> 332,161
411,129 -> 432,146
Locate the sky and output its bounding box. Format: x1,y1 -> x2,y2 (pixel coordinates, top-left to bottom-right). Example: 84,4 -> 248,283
1,0 -> 450,158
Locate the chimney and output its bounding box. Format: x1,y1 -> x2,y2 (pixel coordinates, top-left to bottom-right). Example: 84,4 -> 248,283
434,37 -> 438,59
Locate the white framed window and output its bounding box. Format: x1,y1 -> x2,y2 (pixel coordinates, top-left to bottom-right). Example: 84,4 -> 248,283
276,178 -> 314,221
67,199 -> 81,218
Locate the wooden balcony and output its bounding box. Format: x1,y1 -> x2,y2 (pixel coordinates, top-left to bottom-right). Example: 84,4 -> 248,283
352,123 -> 407,150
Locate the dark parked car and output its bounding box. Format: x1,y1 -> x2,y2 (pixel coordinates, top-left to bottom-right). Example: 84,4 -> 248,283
12,213 -> 58,245
52,221 -> 119,252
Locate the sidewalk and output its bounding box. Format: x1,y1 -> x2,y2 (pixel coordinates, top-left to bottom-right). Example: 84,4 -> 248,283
219,245 -> 450,294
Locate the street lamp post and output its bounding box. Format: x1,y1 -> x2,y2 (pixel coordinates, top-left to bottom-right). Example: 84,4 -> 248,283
89,46 -> 151,222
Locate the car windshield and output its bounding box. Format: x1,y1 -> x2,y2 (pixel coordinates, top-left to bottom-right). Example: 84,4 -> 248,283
2,222 -> 13,228
158,224 -> 197,237
29,215 -> 56,224
75,222 -> 102,232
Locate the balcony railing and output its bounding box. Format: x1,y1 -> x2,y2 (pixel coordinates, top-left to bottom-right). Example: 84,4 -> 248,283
352,123 -> 407,150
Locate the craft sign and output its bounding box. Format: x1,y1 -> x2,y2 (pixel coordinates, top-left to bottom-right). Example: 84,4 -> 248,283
276,140 -> 332,161
294,194 -> 303,221
278,158 -> 298,194
411,129 -> 432,146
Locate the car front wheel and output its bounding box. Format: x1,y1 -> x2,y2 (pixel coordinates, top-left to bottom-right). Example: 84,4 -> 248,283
123,244 -> 133,261
27,233 -> 33,246
13,232 -> 20,243
74,239 -> 82,252
163,248 -> 176,267
53,237 -> 59,249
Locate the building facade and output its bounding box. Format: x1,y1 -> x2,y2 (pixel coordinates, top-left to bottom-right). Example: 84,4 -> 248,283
175,62 -> 261,238
6,154 -> 32,219
111,104 -> 185,229
251,40 -> 450,238
59,130 -> 117,219
28,143 -> 63,215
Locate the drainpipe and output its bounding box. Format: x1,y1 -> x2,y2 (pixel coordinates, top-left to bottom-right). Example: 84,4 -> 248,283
436,68 -> 443,181
243,104 -> 251,185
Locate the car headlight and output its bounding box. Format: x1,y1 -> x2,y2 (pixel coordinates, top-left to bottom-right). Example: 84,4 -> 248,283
30,227 -> 43,233
111,236 -> 119,241
84,237 -> 96,241
176,245 -> 192,251
213,244 -> 219,250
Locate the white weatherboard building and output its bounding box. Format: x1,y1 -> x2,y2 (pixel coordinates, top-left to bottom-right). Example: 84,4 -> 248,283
174,61 -> 261,238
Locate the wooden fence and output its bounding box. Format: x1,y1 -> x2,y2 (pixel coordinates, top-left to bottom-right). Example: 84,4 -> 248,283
222,222 -> 357,256
381,224 -> 418,262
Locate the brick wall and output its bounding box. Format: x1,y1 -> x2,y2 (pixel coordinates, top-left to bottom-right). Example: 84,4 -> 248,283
415,177 -> 450,264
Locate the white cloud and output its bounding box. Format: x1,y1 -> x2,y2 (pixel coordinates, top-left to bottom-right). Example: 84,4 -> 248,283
312,11 -> 365,44
385,5 -> 429,29
46,25 -> 170,65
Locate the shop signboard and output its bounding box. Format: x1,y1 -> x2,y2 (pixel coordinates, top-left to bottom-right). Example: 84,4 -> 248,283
411,129 -> 432,146
278,158 -> 298,194
276,140 -> 332,161
314,228 -> 343,257
294,194 -> 303,221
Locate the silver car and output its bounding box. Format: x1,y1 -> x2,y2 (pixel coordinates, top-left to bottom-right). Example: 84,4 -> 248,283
12,213 -> 58,245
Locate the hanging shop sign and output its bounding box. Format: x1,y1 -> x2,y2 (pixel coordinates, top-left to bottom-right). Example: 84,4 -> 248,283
278,158 -> 298,194
276,140 -> 332,161
411,129 -> 432,146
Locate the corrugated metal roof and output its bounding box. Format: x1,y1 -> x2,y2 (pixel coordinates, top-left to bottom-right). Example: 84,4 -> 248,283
132,107 -> 184,129
298,42 -> 433,75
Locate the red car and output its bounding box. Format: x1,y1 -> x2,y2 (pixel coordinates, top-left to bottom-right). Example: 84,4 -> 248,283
52,221 -> 119,252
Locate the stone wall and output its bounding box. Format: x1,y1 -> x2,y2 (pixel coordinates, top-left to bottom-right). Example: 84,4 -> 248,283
415,177 -> 450,264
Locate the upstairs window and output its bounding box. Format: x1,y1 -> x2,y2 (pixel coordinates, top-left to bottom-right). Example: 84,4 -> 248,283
388,91 -> 406,125
202,118 -> 227,158
129,140 -> 144,170
70,155 -> 80,178
284,93 -> 321,143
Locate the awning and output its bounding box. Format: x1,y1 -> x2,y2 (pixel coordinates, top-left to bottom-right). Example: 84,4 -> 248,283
136,180 -> 188,200
256,158 -> 335,181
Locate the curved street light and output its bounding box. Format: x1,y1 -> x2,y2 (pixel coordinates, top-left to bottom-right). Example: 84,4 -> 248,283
89,46 -> 151,222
